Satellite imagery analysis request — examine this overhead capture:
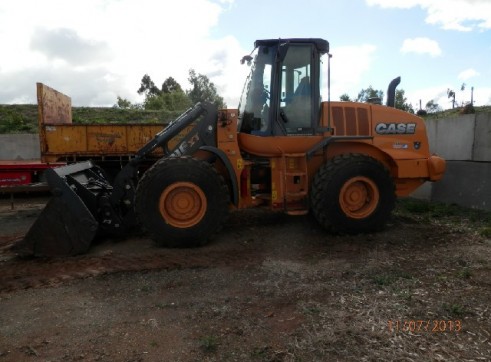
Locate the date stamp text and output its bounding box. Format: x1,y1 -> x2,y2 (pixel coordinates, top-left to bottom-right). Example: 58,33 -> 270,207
388,320 -> 462,333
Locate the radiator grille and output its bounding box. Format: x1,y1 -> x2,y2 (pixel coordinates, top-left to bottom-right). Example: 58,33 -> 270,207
332,106 -> 370,136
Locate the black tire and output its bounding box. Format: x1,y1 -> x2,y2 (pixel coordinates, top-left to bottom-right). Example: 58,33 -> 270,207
310,153 -> 395,233
135,157 -> 229,247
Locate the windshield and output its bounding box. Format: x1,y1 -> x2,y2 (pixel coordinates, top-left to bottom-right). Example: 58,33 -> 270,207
238,45 -> 274,133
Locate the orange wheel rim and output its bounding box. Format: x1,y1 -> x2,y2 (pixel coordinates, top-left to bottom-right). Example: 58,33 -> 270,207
339,176 -> 379,219
159,182 -> 207,228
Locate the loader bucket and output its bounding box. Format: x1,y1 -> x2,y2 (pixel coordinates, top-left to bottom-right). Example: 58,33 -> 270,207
13,162 -> 101,257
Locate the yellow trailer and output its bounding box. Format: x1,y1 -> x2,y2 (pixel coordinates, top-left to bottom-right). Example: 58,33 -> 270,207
37,83 -> 181,166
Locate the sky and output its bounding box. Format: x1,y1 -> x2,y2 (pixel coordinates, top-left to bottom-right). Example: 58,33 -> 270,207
0,0 -> 490,111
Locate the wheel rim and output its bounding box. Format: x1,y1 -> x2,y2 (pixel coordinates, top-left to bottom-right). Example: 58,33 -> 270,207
159,182 -> 207,228
339,176 -> 379,219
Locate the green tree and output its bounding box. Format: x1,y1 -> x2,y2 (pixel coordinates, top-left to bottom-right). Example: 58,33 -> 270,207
394,89 -> 414,113
164,90 -> 192,111
447,83 -> 467,109
137,75 -> 189,112
137,74 -> 161,97
425,100 -> 441,113
340,86 -> 413,113
144,91 -> 191,111
356,86 -> 383,102
162,77 -> 183,94
187,69 -> 226,109
339,93 -> 352,101
115,96 -> 132,109
133,71 -> 225,111
447,88 -> 456,109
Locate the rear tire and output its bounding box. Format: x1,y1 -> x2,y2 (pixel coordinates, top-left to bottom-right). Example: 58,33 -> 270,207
135,157 -> 229,247
311,153 -> 395,233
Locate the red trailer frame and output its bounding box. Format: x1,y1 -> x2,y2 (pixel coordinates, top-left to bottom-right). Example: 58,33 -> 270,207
0,161 -> 64,187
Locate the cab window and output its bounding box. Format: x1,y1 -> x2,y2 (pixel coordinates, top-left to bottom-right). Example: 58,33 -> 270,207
279,45 -> 313,134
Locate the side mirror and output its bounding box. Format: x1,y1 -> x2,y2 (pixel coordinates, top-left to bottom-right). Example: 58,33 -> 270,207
240,55 -> 253,65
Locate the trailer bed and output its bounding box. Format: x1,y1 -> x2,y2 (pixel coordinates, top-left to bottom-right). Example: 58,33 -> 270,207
37,83 -> 183,163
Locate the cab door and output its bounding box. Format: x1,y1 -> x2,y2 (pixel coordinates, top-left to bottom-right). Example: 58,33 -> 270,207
276,44 -> 319,135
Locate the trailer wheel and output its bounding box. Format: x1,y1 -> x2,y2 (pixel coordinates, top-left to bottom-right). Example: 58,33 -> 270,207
311,153 -> 395,233
135,157 -> 229,247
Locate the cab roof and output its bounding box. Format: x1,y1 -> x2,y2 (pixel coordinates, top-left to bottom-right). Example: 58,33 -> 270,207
254,38 -> 329,54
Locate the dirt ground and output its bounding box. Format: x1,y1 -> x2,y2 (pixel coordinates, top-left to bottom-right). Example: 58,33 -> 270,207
0,195 -> 490,361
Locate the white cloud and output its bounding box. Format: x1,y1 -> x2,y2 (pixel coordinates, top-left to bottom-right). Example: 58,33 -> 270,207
408,84 -> 491,110
30,28 -> 111,66
458,68 -> 479,80
400,37 -> 442,57
480,87 -> 491,105
366,0 -> 422,9
0,0 -> 245,106
366,0 -> 491,31
407,85 -> 451,111
329,44 -> 377,99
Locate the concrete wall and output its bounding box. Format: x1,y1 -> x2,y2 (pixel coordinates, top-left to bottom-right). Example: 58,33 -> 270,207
0,134 -> 40,160
474,112 -> 491,161
431,161 -> 490,210
425,112 -> 491,161
414,111 -> 491,211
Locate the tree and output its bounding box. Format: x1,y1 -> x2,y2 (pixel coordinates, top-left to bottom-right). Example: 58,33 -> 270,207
425,100 -> 441,113
115,96 -> 132,109
339,93 -> 352,101
447,83 -> 468,109
131,71 -> 226,111
339,87 -> 382,102
114,96 -> 142,110
340,86 -> 413,113
394,89 -> 414,113
137,74 -> 161,97
187,69 -> 226,109
137,75 -> 189,112
144,91 -> 192,111
356,86 -> 383,102
162,77 -> 183,94
447,88 -> 456,109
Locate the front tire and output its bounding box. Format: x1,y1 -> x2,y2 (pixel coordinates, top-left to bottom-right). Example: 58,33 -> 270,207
311,154 -> 395,233
135,157 -> 229,247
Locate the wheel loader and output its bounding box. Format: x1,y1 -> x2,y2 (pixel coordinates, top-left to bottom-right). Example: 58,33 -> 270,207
14,38 -> 445,257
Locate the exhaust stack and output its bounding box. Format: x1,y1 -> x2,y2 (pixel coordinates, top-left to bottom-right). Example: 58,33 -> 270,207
386,76 -> 401,108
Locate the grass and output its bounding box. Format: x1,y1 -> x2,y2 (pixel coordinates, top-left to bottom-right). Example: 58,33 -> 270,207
155,302 -> 177,309
423,105 -> 491,120
372,273 -> 397,286
199,335 -> 218,353
139,285 -> 154,293
396,198 -> 491,228
302,306 -> 321,315
443,303 -> 467,317
456,267 -> 472,279
0,104 -> 38,133
371,270 -> 413,287
0,104 -> 180,134
480,227 -> 491,238
394,288 -> 413,301
250,346 -> 272,359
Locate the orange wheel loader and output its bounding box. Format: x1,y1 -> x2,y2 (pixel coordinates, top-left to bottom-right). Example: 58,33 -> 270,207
14,38 -> 445,256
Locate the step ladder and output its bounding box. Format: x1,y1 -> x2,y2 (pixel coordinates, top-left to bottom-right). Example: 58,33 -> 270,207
281,153 -> 309,215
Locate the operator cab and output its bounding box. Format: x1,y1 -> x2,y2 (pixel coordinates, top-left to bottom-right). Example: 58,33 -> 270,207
238,38 -> 329,136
